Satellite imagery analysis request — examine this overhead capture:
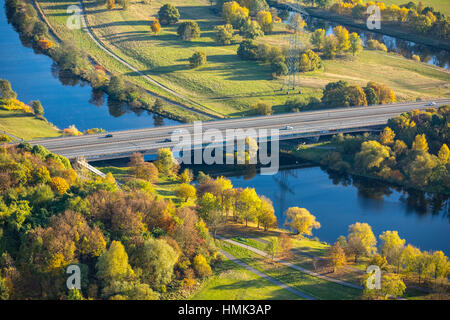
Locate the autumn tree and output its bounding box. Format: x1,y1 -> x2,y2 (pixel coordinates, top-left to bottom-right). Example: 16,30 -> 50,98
278,233 -> 292,258
253,102 -> 272,115
151,19 -> 161,34
333,26 -> 350,54
241,19 -> 264,39
381,273 -> 406,299
193,254 -> 212,278
412,134 -> 429,152
222,1 -> 249,28
129,152 -> 158,182
329,242 -> 346,272
347,222 -> 377,262
379,127 -> 396,145
354,141 -> 391,174
177,183 -> 196,202
379,230 -> 405,272
438,144 -> 450,164
284,207 -> 321,237
107,0 -> 115,10
257,196 -> 277,231
237,188 -> 261,226
256,10 -> 273,33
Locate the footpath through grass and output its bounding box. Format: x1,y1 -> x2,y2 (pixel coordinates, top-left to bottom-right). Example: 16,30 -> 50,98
219,240 -> 362,300
190,258 -> 302,300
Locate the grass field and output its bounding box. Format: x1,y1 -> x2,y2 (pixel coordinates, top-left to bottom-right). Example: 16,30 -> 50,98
219,240 -> 362,299
375,0 -> 450,15
190,258 -> 302,300
38,0 -> 450,119
0,109 -> 60,140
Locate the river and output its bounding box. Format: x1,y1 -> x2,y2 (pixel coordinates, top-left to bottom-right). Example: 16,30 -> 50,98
1,2 -> 449,255
0,2 -> 180,132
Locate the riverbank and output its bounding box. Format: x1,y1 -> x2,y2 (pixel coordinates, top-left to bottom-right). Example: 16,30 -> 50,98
290,141 -> 450,196
6,0 -> 211,122
0,109 -> 60,140
278,1 -> 450,51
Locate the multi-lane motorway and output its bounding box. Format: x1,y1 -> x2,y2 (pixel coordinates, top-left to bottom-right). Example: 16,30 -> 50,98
28,99 -> 450,160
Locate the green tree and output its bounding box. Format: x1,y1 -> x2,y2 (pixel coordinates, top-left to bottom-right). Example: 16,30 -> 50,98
96,241 -> 135,283
253,102 -> 272,115
214,24 -> 234,45
354,140 -> 391,173
364,87 -> 379,105
347,222 -> 377,262
237,39 -> 258,60
136,238 -> 179,288
311,28 -> 326,50
158,4 -> 180,25
177,21 -> 200,41
349,32 -> 363,56
156,148 -> 176,175
0,79 -> 17,99
241,19 -> 264,39
189,51 -> 207,68
284,207 -> 321,237
265,236 -> 279,260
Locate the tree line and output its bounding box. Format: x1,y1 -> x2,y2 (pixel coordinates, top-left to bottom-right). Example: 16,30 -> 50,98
320,106 -> 450,193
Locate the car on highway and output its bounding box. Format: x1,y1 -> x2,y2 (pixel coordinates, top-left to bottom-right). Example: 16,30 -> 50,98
172,129 -> 182,134
283,126 -> 293,130
426,101 -> 436,106
104,134 -> 113,138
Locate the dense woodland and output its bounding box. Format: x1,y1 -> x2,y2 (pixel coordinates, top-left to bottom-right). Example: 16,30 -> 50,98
319,106 -> 450,193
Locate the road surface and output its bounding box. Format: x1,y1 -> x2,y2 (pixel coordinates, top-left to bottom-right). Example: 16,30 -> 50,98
28,99 -> 450,160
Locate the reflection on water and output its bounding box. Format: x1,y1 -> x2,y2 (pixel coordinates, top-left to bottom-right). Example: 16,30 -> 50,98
301,13 -> 450,69
211,162 -> 450,254
0,5 -> 180,132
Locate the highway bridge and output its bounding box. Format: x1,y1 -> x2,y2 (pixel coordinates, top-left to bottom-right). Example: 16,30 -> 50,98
28,100 -> 450,161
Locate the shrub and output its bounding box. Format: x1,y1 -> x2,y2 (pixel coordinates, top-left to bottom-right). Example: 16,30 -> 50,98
151,19 -> 161,34
214,24 -> 234,45
298,49 -> 323,72
177,21 -> 201,41
192,254 -> 212,278
158,4 -> 180,25
189,51 -> 207,68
